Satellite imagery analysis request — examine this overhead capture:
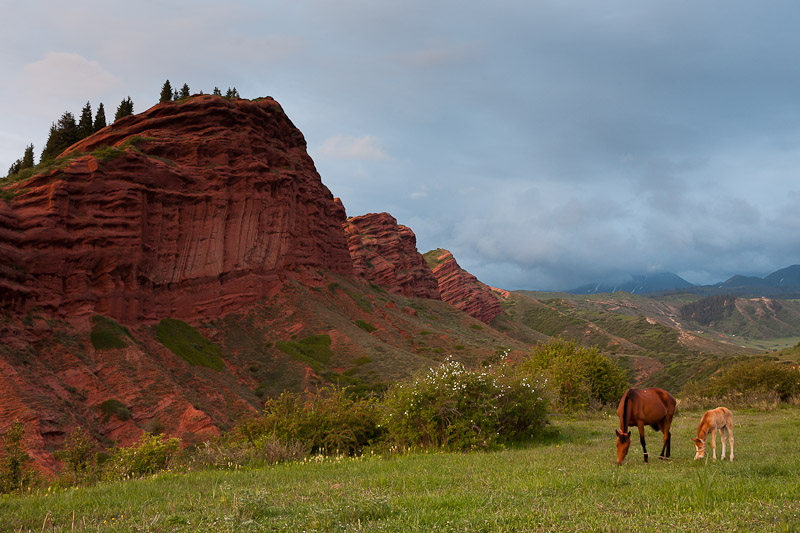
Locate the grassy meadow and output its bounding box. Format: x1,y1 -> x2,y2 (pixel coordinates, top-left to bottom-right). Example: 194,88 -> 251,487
2,407 -> 799,531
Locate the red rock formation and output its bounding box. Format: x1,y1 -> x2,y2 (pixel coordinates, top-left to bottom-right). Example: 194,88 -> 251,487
424,248 -> 504,324
0,95 -> 352,325
344,212 -> 440,299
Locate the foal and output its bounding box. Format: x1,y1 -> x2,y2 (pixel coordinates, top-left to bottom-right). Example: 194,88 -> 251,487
691,407 -> 734,461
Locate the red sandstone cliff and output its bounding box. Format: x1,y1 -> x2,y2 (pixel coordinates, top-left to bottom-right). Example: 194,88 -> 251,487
344,212 -> 440,299
0,95 -> 352,326
424,248 -> 504,324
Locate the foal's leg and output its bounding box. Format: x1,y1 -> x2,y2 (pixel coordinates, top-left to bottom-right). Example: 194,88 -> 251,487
720,427 -> 726,460
711,426 -> 717,460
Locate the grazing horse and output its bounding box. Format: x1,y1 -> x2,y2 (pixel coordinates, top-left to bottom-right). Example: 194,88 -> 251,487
691,407 -> 734,461
615,388 -> 676,465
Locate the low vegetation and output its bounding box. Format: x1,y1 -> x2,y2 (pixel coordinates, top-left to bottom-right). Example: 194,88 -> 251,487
155,318 -> 225,370
275,334 -> 333,372
90,315 -> 130,351
3,408 -> 800,531
683,359 -> 800,408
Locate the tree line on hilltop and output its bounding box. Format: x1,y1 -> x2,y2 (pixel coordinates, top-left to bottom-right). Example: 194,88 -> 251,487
4,81 -> 240,179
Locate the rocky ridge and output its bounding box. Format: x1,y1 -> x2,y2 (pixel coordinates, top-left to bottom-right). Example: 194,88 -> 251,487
424,248 -> 504,324
343,212 -> 440,300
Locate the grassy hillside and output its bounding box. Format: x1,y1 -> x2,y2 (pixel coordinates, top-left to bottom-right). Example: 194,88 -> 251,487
494,290 -> 777,390
4,407 -> 799,531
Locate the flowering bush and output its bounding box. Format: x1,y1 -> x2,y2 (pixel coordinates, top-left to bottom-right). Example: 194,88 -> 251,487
381,356 -> 550,451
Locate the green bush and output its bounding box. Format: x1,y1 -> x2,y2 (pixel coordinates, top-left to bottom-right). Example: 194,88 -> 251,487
0,420 -> 38,494
686,360 -> 800,401
54,427 -> 98,486
522,339 -> 628,412
90,315 -> 130,350
100,399 -> 131,421
245,386 -> 383,456
381,357 -> 550,452
156,318 -> 225,370
103,433 -> 180,480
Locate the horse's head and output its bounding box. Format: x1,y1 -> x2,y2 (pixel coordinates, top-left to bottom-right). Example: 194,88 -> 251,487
615,429 -> 632,465
691,437 -> 705,460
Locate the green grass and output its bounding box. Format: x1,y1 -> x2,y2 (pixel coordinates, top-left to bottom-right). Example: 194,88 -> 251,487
355,320 -> 377,333
155,318 -> 225,370
3,408 -> 800,531
275,335 -> 333,372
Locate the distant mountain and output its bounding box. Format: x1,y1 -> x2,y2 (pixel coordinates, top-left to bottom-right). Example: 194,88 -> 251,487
763,265 -> 800,287
567,272 -> 694,295
710,265 -> 800,297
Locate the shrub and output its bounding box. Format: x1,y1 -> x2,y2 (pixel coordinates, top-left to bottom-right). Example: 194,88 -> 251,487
381,357 -> 550,452
522,339 -> 628,412
182,435 -> 306,470
0,420 -> 38,494
55,426 -> 98,486
90,315 -> 130,350
102,433 -> 180,480
247,386 -> 383,456
685,360 -> 800,402
100,399 -> 131,421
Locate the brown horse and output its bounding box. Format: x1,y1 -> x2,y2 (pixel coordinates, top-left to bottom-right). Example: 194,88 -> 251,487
615,388 -> 676,465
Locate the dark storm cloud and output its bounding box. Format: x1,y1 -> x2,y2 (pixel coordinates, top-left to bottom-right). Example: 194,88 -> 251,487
2,1 -> 800,290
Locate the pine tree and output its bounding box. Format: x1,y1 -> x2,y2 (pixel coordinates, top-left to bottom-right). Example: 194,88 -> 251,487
114,97 -> 134,122
173,89 -> 179,101
160,80 -> 173,103
94,103 -> 107,132
40,112 -> 79,162
212,87 -> 222,96
5,144 -> 35,177
7,160 -> 21,177
77,101 -> 94,139
21,144 -> 34,170
180,83 -> 190,99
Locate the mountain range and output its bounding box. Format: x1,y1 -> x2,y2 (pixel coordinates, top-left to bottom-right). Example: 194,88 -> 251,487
567,265 -> 800,297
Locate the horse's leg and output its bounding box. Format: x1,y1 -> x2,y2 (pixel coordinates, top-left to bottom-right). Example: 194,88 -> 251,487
659,417 -> 673,459
720,426 -> 726,460
711,427 -> 717,460
637,422 -> 648,462
663,420 -> 672,458
728,424 -> 734,461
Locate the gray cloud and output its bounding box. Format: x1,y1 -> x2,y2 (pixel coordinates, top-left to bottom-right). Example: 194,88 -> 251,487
2,1 -> 799,290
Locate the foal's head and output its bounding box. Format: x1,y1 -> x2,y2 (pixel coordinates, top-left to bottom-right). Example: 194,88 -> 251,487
615,429 -> 631,465
690,437 -> 705,460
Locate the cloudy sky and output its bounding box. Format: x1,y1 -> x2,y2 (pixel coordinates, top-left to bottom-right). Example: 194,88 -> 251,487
2,1 -> 799,291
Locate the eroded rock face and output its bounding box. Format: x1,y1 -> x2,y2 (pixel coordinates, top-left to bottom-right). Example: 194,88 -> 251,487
0,95 -> 352,325
344,212 -> 440,299
425,248 -> 503,324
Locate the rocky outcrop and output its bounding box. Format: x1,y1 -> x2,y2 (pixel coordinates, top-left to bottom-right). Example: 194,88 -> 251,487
344,212 -> 440,299
0,95 -> 352,325
424,248 -> 503,324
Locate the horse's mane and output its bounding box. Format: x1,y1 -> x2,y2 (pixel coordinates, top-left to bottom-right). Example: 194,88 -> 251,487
620,388 -> 632,429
